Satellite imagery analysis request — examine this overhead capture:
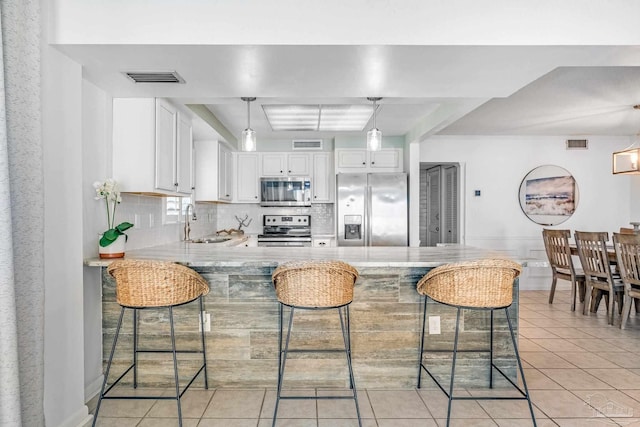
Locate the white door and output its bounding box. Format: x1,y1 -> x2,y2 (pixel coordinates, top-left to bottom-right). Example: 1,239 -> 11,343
312,153 -> 332,202
426,167 -> 441,246
287,153 -> 311,176
262,153 -> 286,176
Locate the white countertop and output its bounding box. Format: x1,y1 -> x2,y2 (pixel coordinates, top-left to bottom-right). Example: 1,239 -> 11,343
84,241 -> 523,268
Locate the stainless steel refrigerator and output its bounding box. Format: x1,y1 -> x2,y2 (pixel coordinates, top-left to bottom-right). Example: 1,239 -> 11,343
336,173 -> 408,246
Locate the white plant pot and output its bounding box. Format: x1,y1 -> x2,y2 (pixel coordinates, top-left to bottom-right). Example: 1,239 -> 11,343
98,234 -> 126,259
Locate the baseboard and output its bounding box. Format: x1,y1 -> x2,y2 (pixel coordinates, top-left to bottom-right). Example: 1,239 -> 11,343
51,405 -> 91,427
84,375 -> 103,403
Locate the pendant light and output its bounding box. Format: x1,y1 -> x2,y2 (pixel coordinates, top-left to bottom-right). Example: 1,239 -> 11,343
240,97 -> 257,152
366,97 -> 382,151
613,104 -> 640,174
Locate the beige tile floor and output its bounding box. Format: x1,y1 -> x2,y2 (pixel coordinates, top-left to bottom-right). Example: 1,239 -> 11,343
88,289 -> 640,426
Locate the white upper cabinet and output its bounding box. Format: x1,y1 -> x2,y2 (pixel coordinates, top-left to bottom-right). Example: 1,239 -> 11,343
335,148 -> 403,173
176,112 -> 194,194
261,153 -> 286,176
312,152 -> 333,203
261,153 -> 311,177
235,153 -> 261,203
194,140 -> 233,202
287,153 -> 311,176
113,98 -> 193,196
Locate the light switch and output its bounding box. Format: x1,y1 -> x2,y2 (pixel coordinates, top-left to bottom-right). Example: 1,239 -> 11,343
428,316 -> 441,334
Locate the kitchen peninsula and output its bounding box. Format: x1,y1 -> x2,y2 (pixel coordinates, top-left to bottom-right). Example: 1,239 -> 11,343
86,244 -> 522,389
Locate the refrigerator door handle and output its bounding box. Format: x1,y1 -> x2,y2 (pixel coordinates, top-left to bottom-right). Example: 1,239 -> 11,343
366,185 -> 372,246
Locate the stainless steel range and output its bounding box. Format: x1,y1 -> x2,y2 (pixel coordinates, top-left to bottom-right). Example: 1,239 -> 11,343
257,215 -> 312,247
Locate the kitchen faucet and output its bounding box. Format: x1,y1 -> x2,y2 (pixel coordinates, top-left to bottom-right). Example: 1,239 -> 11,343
184,203 -> 197,241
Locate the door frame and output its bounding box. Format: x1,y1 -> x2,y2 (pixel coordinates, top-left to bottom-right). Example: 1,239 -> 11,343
419,162 -> 465,247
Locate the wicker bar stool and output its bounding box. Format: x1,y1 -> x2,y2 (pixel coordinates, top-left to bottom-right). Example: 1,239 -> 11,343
271,260 -> 361,427
416,259 -> 536,427
92,260 -> 210,427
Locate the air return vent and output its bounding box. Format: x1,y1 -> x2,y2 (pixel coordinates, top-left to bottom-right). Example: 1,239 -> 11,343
566,139 -> 588,150
123,71 -> 185,84
292,139 -> 323,150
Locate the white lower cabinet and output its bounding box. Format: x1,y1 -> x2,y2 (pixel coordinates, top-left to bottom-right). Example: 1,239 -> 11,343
312,237 -> 335,247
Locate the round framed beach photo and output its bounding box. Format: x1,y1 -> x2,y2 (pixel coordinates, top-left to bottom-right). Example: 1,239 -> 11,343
518,165 -> 579,226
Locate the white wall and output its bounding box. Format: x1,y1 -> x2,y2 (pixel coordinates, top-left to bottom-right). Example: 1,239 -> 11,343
417,135 -> 633,288
42,33 -> 91,427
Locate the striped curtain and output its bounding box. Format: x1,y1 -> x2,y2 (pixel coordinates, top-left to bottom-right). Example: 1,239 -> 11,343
0,0 -> 45,425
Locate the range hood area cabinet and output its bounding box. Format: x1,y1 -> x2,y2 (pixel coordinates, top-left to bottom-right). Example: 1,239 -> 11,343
194,140 -> 233,202
261,152 -> 311,177
112,98 -> 193,196
335,148 -> 403,173
233,151 -> 334,204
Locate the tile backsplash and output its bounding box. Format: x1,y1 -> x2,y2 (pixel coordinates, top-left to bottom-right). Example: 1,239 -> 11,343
216,203 -> 335,235
117,195 -> 334,250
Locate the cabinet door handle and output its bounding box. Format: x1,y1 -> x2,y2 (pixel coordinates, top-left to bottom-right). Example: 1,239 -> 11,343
362,162 -> 366,165
174,182 -> 179,187
371,162 -> 375,165
254,195 -> 258,199
280,170 -> 283,173
314,195 -> 317,199
191,186 -> 195,190
288,170 -> 291,173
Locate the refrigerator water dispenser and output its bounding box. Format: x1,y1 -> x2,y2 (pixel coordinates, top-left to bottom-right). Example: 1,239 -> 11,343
344,215 -> 362,240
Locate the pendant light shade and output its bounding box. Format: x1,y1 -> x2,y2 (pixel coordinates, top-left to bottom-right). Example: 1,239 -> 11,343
367,97 -> 382,151
613,105 -> 640,174
241,97 -> 257,152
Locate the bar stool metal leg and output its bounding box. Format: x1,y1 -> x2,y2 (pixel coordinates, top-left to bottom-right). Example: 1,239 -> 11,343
489,309 -> 494,388
92,306 -> 125,427
272,304 -> 362,427
133,308 -> 138,388
169,306 -> 183,427
446,307 -> 462,427
272,305 -> 295,427
505,308 -> 536,425
339,306 -> 361,423
417,295 -> 428,389
198,296 -> 209,389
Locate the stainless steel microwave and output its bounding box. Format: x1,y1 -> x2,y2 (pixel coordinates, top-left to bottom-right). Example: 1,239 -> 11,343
260,177 -> 311,207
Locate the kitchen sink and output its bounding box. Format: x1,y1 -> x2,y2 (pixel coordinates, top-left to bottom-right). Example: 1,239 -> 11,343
188,237 -> 232,244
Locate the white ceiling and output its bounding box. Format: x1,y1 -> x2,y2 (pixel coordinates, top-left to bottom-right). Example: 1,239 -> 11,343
57,44 -> 640,144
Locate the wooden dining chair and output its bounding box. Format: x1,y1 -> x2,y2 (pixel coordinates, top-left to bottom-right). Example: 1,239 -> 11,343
542,229 -> 586,311
574,231 -> 624,325
612,232 -> 640,329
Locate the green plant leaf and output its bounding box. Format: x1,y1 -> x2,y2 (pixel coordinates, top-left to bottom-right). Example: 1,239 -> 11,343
116,222 -> 134,233
99,228 -> 120,247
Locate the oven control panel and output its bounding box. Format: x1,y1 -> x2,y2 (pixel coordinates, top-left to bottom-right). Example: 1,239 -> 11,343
263,215 -> 310,226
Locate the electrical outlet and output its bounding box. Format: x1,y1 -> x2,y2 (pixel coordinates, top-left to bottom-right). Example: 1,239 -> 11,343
149,213 -> 155,228
199,311 -> 211,332
134,214 -> 141,229
428,316 -> 441,335
208,213 -> 214,222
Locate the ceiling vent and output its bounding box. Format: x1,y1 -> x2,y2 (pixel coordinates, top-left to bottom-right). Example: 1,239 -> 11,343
123,71 -> 185,84
566,139 -> 588,150
292,139 -> 323,150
